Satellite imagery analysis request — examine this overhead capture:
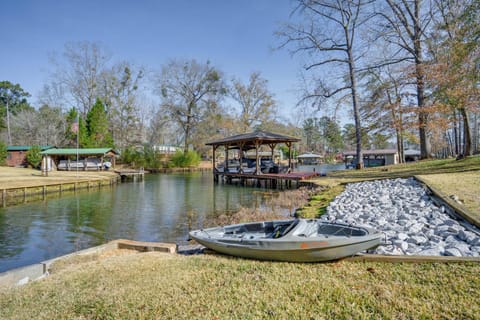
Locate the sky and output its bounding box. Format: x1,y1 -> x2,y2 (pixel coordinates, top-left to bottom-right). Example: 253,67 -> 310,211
0,0 -> 309,123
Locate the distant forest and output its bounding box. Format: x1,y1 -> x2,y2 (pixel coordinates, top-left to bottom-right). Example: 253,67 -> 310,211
1,0 -> 478,165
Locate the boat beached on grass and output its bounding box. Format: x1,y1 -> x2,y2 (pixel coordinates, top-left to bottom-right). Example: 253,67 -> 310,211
189,219 -> 383,262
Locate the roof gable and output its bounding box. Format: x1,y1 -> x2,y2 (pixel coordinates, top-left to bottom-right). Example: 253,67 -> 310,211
206,130 -> 300,146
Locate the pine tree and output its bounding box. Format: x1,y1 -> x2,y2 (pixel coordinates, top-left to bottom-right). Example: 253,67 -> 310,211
85,99 -> 114,148
65,108 -> 89,147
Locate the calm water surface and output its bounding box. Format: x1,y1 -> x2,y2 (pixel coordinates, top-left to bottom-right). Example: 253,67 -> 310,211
0,172 -> 291,273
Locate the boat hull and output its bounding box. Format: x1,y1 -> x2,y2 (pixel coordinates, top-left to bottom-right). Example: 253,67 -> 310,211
189,219 -> 383,262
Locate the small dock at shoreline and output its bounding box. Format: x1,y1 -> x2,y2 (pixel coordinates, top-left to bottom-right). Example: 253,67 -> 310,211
114,169 -> 145,182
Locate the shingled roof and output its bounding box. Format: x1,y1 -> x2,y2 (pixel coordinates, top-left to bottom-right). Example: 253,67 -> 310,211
206,130 -> 300,146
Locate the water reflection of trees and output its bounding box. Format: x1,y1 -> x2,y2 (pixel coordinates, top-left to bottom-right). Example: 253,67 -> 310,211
0,211 -> 28,259
0,174 -> 319,272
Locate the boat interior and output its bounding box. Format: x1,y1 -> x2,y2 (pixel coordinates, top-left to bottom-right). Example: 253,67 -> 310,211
222,219 -> 368,240
223,220 -> 296,239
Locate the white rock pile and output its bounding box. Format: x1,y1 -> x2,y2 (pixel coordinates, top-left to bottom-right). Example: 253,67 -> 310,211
321,177 -> 480,257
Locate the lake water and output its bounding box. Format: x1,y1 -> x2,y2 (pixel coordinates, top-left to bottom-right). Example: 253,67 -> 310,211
0,165 -> 344,273
0,172 -> 292,273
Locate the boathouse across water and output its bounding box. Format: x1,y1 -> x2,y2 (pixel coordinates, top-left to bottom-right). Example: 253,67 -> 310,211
206,131 -> 318,188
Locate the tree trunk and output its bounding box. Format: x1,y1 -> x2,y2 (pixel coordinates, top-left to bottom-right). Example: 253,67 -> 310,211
389,92 -> 404,163
346,29 -> 363,169
184,124 -> 190,155
184,102 -> 195,155
473,112 -> 479,154
459,107 -> 471,156
415,52 -> 429,159
452,110 -> 459,156
413,0 -> 430,159
6,98 -> 12,145
448,131 -> 455,157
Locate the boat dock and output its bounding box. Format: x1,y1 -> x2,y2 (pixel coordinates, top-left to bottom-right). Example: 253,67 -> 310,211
114,169 -> 145,182
206,131 -> 319,189
214,171 -> 319,189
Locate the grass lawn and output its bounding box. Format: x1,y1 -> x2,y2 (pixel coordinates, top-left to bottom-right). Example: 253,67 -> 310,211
327,155 -> 480,182
0,167 -> 117,189
0,156 -> 479,319
1,253 -> 479,319
416,172 -> 480,212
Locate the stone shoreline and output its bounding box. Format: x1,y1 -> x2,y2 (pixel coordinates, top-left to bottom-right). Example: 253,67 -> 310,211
322,177 -> 480,257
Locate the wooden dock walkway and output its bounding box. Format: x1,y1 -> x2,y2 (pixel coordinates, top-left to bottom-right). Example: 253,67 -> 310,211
114,169 -> 145,182
214,171 -> 319,189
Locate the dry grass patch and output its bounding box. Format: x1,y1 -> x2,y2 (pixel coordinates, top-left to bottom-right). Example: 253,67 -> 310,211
0,253 -> 479,319
417,171 -> 480,214
0,167 -> 117,189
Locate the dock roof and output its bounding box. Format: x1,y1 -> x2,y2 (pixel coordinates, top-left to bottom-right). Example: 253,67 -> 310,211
206,130 -> 300,147
40,148 -> 118,156
7,145 -> 54,151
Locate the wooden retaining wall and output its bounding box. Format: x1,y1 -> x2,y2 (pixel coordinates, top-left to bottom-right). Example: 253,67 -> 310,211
0,176 -> 120,207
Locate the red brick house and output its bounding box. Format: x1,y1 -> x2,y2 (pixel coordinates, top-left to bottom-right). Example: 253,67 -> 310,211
6,146 -> 54,167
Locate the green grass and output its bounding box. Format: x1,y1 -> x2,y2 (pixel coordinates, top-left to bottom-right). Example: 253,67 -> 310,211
295,185 -> 345,218
328,155 -> 480,181
1,156 -> 480,319
1,253 -> 479,319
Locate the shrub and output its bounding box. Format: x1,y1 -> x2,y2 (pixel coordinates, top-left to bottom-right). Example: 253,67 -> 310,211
120,146 -> 166,169
26,145 -> 42,168
0,141 -> 7,166
170,150 -> 200,168
120,146 -> 145,169
143,147 -> 163,169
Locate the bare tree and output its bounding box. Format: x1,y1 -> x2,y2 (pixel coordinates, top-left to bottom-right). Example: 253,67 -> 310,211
11,105 -> 66,146
100,62 -> 145,150
154,59 -> 226,154
374,0 -> 434,159
426,0 -> 480,157
229,72 -> 277,133
0,81 -> 31,144
278,0 -> 374,168
48,41 -> 111,116
363,65 -> 414,162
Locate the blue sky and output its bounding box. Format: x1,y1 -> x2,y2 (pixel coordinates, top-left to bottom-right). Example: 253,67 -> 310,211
1,0 -> 307,122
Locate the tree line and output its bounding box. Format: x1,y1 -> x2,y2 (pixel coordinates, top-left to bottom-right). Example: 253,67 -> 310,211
279,0 -> 479,166
1,0 -> 479,168
0,42 -> 294,162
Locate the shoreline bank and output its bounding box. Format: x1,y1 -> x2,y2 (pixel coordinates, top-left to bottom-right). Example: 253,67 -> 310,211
0,167 -> 120,207
2,237 -> 480,289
